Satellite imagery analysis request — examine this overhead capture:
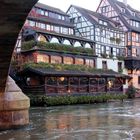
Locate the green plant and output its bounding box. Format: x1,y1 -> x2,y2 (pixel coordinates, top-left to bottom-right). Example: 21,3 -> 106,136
126,85 -> 137,98
27,94 -> 128,107
101,53 -> 108,58
118,68 -> 123,73
116,38 -> 122,44
117,56 -> 125,60
22,62 -> 115,74
21,41 -> 95,55
109,54 -> 114,58
110,37 -> 116,42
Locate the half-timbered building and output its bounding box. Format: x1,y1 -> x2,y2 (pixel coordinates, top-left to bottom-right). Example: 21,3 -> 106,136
67,5 -> 126,74
97,0 -> 140,90
12,2 -> 130,95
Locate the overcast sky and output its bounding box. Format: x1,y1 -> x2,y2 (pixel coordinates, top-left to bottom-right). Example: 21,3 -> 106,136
38,0 -> 140,12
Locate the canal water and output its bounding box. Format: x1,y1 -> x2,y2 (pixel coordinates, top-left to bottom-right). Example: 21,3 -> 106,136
1,99 -> 140,140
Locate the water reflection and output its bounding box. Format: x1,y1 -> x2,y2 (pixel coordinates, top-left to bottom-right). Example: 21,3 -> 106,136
1,100 -> 140,139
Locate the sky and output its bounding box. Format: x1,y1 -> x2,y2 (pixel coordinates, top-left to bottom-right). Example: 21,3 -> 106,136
38,0 -> 140,12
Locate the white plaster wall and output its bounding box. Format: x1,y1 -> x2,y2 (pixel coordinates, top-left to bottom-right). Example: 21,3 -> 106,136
96,57 -> 128,89
96,58 -> 123,72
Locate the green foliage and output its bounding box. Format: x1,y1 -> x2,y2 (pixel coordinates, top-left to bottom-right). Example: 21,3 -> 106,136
101,53 -> 108,58
21,40 -> 37,50
109,54 -> 114,59
117,56 -> 125,60
23,62 -> 113,74
116,38 -> 122,44
110,37 -> 122,44
126,85 -> 137,98
110,37 -> 116,42
118,68 -> 123,73
21,41 -> 94,55
28,94 -> 128,107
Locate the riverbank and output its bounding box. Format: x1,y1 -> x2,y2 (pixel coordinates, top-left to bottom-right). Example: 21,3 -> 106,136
28,94 -> 128,106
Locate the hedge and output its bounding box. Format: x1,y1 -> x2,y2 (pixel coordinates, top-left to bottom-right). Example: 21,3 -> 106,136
27,94 -> 128,107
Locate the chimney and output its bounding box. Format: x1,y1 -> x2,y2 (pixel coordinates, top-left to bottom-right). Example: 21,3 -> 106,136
123,0 -> 127,6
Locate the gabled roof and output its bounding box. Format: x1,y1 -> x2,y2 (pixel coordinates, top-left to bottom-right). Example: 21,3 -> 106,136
35,2 -> 67,16
68,5 -> 120,30
27,16 -> 74,28
105,0 -> 140,32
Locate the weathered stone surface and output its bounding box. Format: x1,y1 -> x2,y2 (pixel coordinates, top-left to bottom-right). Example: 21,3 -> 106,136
0,0 -> 38,130
0,110 -> 29,130
0,0 -> 38,93
0,77 -> 30,130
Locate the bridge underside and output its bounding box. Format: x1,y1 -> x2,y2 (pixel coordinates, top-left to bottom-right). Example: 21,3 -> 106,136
0,0 -> 38,130
0,0 -> 37,93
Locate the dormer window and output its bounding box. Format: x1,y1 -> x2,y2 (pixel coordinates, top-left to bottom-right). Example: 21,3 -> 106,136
99,20 -> 107,26
62,16 -> 65,20
101,6 -> 109,13
45,11 -> 48,16
121,8 -> 125,13
36,8 -> 44,15
132,12 -> 135,16
129,20 -> 139,28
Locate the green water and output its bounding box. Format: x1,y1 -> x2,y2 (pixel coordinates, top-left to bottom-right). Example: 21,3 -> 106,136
1,99 -> 140,140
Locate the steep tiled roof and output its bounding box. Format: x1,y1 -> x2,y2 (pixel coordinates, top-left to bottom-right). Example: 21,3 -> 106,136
68,5 -> 121,30
28,16 -> 74,28
35,2 -> 67,16
107,0 -> 140,32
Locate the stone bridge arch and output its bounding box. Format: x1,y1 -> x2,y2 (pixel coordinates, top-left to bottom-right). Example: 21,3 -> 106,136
0,0 -> 38,130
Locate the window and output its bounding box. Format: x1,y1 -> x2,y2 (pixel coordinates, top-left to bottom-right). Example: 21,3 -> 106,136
102,61 -> 107,70
46,24 -> 51,31
132,12 -> 136,16
28,20 -> 35,27
110,47 -> 113,55
118,62 -> 122,72
62,16 -> 65,20
36,8 -> 44,15
45,11 -> 48,16
51,56 -> 62,64
121,8 -> 125,13
47,77 -> 57,85
101,6 -> 109,13
40,23 -> 45,29
62,27 -> 68,34
37,54 -> 49,63
132,48 -> 137,57
50,25 -> 54,31
138,76 -> 140,84
49,12 -> 56,18
127,48 -> 132,56
70,18 -> 75,23
101,46 -> 106,54
69,28 -> 74,35
63,57 -> 73,64
54,26 -> 60,33
99,20 -> 107,26
85,59 -> 94,67
58,15 -> 61,20
77,16 -> 82,22
75,58 -> 84,65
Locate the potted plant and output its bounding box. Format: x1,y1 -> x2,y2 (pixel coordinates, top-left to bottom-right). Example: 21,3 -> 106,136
101,53 -> 108,58
110,37 -> 115,43
116,38 -> 122,44
109,54 -> 114,58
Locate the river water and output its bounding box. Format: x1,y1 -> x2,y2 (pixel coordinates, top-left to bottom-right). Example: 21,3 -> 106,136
1,99 -> 140,140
